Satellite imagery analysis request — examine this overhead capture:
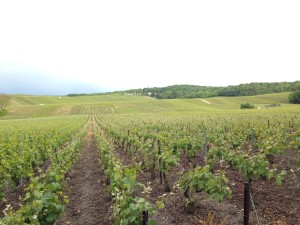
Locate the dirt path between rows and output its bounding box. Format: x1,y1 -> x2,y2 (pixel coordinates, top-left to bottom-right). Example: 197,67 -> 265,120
56,126 -> 112,225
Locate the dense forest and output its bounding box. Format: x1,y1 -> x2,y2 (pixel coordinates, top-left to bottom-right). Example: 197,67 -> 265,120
68,81 -> 300,99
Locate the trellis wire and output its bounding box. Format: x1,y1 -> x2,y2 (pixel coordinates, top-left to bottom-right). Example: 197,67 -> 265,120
250,190 -> 260,225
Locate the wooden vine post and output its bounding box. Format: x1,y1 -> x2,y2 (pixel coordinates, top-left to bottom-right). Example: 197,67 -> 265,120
157,139 -> 162,185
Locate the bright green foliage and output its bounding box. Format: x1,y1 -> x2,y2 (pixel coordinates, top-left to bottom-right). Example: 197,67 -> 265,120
207,144 -> 287,184
93,107 -> 299,216
275,170 -> 287,185
1,122 -> 86,224
178,165 -> 232,206
94,118 -> 157,225
0,116 -> 87,200
158,150 -> 178,173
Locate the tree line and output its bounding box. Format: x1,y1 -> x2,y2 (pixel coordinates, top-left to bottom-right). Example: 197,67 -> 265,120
67,81 -> 300,104
118,81 -> 300,99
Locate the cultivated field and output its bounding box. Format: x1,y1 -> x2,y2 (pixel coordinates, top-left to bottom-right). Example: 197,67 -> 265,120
0,93 -> 299,225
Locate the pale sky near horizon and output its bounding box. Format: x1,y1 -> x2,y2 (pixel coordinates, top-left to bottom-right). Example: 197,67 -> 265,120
0,1 -> 299,95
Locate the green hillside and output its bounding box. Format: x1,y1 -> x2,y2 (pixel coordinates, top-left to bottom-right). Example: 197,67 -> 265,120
11,94 -> 154,105
191,92 -> 291,110
0,92 -> 294,120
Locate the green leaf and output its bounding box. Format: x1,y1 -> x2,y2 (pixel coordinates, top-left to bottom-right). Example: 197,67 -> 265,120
33,190 -> 42,198
275,175 -> 283,185
275,170 -> 286,185
46,213 -> 57,222
156,200 -> 165,209
55,174 -> 61,181
51,182 -> 61,191
64,196 -> 69,204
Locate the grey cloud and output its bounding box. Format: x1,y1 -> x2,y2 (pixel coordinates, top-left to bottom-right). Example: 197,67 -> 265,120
0,62 -> 106,95
0,69 -> 105,95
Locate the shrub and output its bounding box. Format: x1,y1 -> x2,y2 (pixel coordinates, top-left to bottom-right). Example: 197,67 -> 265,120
240,103 -> 255,109
0,109 -> 7,117
288,91 -> 300,104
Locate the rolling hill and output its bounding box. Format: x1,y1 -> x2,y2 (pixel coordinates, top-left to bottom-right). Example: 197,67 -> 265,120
0,92 -> 294,120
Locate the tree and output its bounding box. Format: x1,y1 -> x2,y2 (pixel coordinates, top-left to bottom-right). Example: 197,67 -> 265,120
0,94 -> 11,110
288,90 -> 300,104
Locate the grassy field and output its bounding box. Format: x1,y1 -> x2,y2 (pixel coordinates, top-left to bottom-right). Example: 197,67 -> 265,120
0,92 -> 294,119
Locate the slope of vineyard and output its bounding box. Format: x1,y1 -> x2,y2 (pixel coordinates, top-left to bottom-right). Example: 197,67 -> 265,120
3,104 -> 115,119
197,92 -> 290,109
10,92 -> 290,106
93,107 -> 300,224
0,91 -> 299,224
0,115 -> 88,223
11,94 -> 155,105
1,92 -> 292,119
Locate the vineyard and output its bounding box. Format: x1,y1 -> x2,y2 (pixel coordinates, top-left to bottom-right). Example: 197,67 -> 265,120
0,93 -> 299,224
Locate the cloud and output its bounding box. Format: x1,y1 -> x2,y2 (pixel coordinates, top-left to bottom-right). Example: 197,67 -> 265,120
0,1 -> 299,94
0,62 -> 104,95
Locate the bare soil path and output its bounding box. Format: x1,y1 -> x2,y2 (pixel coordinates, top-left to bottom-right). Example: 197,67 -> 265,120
57,126 -> 112,225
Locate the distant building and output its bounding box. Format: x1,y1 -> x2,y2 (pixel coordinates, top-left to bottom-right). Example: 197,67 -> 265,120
147,92 -> 157,97
124,92 -> 142,96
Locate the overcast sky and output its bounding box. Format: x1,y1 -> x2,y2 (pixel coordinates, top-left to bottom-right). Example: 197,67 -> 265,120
0,1 -> 299,95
